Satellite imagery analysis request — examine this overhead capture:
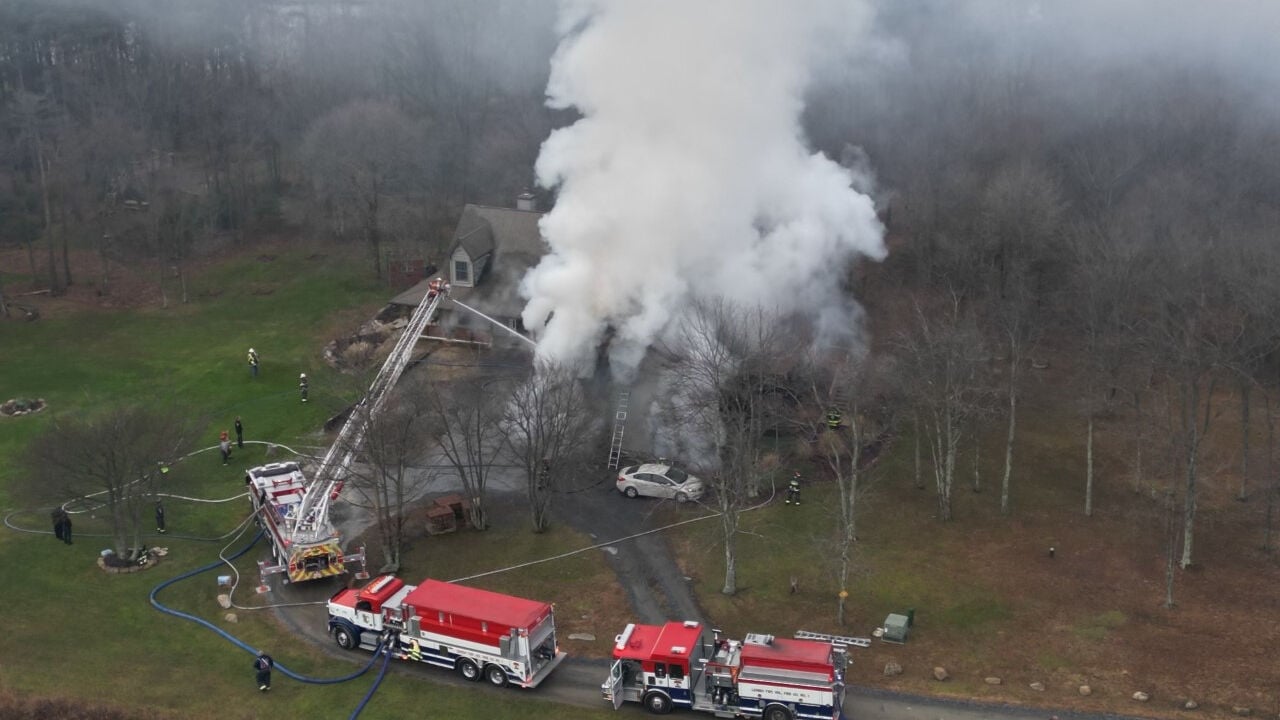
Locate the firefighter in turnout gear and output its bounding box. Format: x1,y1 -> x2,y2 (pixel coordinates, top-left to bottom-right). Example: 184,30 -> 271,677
426,276 -> 449,299
404,637 -> 422,662
785,471 -> 802,505
826,408 -> 842,431
299,373 -> 309,403
247,348 -> 259,377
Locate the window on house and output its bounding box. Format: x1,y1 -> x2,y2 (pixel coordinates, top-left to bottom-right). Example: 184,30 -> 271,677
454,260 -> 470,283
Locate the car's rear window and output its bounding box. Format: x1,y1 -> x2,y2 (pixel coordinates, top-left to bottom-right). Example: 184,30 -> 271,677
667,467 -> 688,483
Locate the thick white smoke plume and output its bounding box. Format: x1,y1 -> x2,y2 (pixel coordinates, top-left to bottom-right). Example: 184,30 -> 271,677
521,0 -> 887,377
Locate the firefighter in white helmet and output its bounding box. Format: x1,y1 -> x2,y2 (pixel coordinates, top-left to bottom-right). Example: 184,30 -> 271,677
299,373 -> 309,403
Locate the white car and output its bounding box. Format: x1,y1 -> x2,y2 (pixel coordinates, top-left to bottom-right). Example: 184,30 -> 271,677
616,463 -> 705,503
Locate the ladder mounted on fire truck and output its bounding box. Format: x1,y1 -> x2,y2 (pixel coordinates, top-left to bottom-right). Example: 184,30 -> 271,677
287,285 -> 451,567
266,278 -> 539,585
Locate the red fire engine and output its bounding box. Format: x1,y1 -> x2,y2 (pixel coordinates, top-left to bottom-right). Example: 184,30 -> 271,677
327,574 -> 565,688
602,621 -> 849,720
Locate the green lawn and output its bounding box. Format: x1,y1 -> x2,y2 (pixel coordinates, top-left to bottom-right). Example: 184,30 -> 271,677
0,247 -> 619,719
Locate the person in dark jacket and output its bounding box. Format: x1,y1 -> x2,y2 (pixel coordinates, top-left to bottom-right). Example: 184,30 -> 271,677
254,652 -> 274,691
234,416 -> 244,448
51,507 -> 65,541
59,510 -> 72,545
155,500 -> 167,534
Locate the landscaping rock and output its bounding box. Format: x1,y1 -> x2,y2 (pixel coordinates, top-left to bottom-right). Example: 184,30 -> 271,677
883,662 -> 903,677
932,667 -> 949,681
567,633 -> 596,642
985,677 -> 1002,685
1030,682 -> 1045,692
224,613 -> 238,623
1132,691 -> 1150,702
216,593 -> 232,609
1079,685 -> 1092,696
1184,700 -> 1199,710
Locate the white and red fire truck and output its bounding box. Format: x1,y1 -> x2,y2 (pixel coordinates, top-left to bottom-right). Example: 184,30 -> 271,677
327,574 -> 566,688
246,462 -> 363,583
602,621 -> 849,720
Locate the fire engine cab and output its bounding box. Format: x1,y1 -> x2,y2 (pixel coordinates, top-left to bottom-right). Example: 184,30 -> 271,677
602,621 -> 847,720
327,574 -> 565,688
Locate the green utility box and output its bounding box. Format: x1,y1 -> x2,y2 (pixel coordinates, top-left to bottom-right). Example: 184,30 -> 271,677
882,613 -> 910,644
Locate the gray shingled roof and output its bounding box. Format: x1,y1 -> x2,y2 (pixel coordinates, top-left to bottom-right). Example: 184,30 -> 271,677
452,204 -> 545,260
390,203 -> 547,312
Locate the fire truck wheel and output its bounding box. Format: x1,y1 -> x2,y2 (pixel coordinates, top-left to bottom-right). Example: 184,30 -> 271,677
456,658 -> 481,681
763,703 -> 794,720
332,626 -> 358,650
484,664 -> 508,687
675,492 -> 689,503
624,486 -> 639,499
642,691 -> 672,714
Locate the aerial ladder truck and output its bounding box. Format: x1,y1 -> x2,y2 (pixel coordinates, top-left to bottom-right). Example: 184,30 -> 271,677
246,279 -> 452,584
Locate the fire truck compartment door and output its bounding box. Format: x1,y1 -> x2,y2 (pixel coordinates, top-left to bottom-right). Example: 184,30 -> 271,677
607,659 -> 626,710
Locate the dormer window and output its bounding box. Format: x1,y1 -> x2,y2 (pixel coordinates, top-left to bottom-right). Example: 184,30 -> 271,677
454,259 -> 470,284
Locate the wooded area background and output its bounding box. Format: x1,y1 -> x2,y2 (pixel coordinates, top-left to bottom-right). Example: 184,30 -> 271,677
2,0 -> 1279,597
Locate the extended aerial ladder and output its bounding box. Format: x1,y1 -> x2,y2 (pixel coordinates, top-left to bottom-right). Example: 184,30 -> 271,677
251,283 -> 450,584
251,279 -> 537,585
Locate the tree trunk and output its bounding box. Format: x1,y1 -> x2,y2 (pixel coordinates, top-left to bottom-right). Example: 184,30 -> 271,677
1239,379 -> 1250,501
836,548 -> 850,625
35,139 -> 61,296
97,225 -> 111,295
26,238 -> 38,280
720,511 -> 738,595
1001,386 -> 1016,515
1085,413 -> 1094,517
913,411 -> 923,489
971,436 -> 981,493
60,207 -> 72,289
1132,393 -> 1144,492
1265,394 -> 1276,552
1163,490 -> 1177,609
0,271 -> 8,317
157,260 -> 168,309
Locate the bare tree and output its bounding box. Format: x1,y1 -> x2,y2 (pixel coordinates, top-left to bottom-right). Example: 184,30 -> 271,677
429,375 -> 510,531
991,273 -> 1043,515
800,346 -> 894,624
1140,226 -> 1238,569
661,299 -> 791,595
24,405 -> 199,561
339,375 -> 437,572
894,291 -> 989,522
9,89 -> 64,296
299,100 -> 427,280
1064,218 -> 1145,516
501,361 -> 597,533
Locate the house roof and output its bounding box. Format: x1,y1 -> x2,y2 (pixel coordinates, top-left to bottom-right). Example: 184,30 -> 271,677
391,203 -> 547,317
450,204 -> 546,262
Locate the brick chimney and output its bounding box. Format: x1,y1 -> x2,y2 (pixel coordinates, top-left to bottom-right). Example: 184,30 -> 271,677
516,191 -> 537,212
